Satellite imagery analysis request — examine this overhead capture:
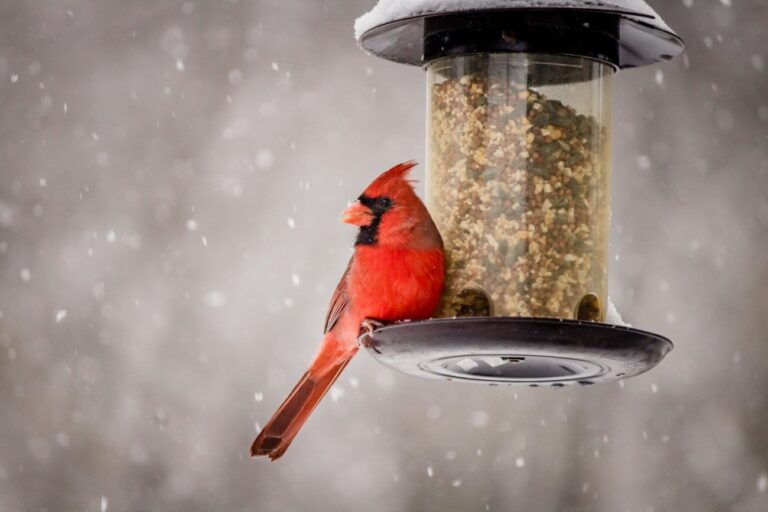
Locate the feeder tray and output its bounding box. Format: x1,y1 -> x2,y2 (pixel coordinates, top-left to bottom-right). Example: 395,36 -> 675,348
360,318 -> 672,386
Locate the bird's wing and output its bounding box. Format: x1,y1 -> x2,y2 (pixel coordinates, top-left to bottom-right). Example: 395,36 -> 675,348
324,258 -> 352,334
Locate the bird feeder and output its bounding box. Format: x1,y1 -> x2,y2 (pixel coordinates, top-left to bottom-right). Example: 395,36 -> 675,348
355,0 -> 683,386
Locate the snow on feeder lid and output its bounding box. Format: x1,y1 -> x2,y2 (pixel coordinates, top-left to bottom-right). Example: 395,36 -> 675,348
355,0 -> 681,387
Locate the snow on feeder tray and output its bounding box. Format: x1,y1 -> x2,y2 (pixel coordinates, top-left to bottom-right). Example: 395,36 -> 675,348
355,0 -> 683,386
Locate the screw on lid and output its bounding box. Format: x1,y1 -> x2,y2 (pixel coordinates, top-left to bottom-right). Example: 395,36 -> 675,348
355,0 -> 683,68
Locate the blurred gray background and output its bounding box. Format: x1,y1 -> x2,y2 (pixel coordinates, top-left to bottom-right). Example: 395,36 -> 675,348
0,1 -> 766,511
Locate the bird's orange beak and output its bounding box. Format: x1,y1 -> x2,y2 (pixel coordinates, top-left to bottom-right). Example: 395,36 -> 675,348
340,201 -> 374,226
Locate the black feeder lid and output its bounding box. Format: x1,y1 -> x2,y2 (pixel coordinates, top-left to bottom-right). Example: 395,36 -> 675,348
359,318 -> 673,386
356,0 -> 684,69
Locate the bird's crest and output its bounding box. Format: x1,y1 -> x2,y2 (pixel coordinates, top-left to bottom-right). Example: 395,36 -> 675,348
363,161 -> 417,197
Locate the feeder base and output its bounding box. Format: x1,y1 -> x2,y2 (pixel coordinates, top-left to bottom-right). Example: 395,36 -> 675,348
359,317 -> 672,386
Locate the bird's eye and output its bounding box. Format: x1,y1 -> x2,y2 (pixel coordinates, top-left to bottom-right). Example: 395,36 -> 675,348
358,194 -> 393,214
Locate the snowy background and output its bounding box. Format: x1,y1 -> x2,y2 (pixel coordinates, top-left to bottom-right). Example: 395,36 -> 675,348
0,1 -> 767,511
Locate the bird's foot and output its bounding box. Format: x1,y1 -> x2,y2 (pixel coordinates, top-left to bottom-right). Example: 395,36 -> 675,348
360,318 -> 385,335
358,318 -> 385,348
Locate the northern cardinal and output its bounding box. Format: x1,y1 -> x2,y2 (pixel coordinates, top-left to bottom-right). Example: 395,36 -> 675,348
251,161 -> 445,460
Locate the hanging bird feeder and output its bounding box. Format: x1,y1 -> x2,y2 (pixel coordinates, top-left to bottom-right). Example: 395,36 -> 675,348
354,0 -> 683,386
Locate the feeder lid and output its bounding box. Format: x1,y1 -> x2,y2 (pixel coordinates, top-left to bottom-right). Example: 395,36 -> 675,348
359,317 -> 673,386
355,0 -> 683,68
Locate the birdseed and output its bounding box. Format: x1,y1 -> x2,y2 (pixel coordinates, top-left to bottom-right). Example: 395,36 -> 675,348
427,66 -> 610,320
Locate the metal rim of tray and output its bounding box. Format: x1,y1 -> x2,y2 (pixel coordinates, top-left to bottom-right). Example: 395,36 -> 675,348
359,317 -> 673,387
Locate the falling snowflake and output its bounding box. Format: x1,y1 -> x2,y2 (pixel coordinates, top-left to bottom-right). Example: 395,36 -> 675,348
757,473 -> 767,493
205,290 -> 227,308
329,385 -> 345,402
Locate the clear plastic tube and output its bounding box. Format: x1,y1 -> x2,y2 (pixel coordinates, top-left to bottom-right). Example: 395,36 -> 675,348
426,53 -> 613,321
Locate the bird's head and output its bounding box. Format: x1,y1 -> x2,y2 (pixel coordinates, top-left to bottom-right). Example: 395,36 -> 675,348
341,161 -> 440,248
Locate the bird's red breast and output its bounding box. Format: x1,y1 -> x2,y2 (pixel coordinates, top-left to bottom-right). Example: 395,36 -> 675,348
347,245 -> 445,325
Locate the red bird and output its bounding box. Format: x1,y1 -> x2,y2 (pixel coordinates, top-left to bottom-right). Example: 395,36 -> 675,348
250,161 -> 445,460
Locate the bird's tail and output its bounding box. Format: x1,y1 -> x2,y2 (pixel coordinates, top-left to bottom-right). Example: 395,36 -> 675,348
250,349 -> 354,461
